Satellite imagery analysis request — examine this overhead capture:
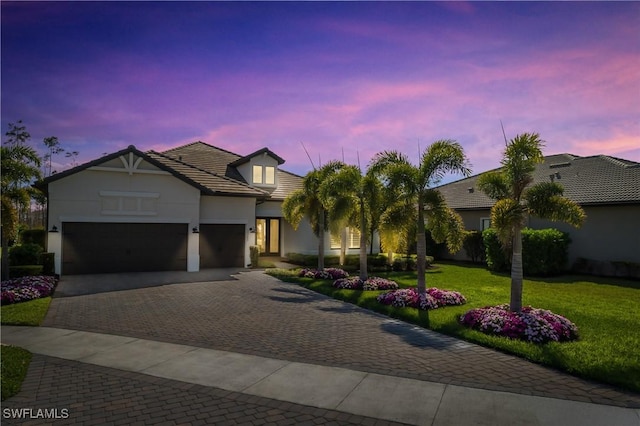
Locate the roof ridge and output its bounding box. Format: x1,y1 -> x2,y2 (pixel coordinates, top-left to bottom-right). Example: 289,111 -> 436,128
162,140 -> 243,160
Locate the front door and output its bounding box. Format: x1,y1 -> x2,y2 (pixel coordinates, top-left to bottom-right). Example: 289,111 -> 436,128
256,218 -> 280,255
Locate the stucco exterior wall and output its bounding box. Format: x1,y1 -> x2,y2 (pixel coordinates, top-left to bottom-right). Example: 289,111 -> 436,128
445,204 -> 640,267
530,204 -> 640,264
47,163 -> 201,274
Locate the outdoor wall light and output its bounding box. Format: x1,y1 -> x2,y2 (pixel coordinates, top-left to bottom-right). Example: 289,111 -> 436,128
49,225 -> 58,233
249,227 -> 255,233
192,227 -> 199,233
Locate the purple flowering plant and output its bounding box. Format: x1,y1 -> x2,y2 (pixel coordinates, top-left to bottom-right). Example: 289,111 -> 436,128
333,276 -> 399,291
460,304 -> 579,343
377,287 -> 467,310
298,268 -> 349,280
1,275 -> 57,305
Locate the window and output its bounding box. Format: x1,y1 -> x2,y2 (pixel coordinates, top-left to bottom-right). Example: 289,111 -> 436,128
481,217 -> 491,231
330,228 -> 361,249
265,166 -> 275,184
252,165 -> 276,185
253,165 -> 263,184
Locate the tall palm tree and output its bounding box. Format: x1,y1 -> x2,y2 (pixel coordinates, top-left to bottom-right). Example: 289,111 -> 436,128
1,143 -> 42,280
320,165 -> 382,281
370,140 -> 471,297
282,161 -> 344,270
477,132 -> 585,312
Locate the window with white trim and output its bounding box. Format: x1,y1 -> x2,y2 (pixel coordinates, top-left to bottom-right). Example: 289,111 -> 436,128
481,217 -> 491,231
330,228 -> 361,249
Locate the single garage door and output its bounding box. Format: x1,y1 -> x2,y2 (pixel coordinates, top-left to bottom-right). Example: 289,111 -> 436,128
199,224 -> 245,268
62,222 -> 188,275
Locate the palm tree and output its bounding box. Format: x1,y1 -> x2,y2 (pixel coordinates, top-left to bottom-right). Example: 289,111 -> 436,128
477,132 -> 585,312
370,140 -> 471,297
320,165 -> 382,281
282,161 -> 344,270
1,141 -> 42,280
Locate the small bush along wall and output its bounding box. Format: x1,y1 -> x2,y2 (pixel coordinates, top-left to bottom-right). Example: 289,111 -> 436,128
463,230 -> 485,264
483,228 -> 571,276
19,228 -> 46,250
8,244 -> 43,266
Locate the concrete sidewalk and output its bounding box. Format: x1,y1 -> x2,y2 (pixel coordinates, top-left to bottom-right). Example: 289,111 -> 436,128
3,325 -> 639,426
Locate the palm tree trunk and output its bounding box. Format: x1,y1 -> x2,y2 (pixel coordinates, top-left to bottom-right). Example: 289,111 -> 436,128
416,203 -> 427,296
510,227 -> 524,312
1,233 -> 10,281
359,200 -> 367,281
318,209 -> 325,270
340,227 -> 347,266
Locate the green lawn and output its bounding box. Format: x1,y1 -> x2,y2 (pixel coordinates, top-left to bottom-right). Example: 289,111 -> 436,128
1,345 -> 32,401
1,296 -> 52,401
267,262 -> 640,392
1,297 -> 52,326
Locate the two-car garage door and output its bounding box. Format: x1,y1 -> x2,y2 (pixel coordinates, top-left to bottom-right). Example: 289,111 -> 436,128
62,222 -> 246,275
62,223 -> 188,275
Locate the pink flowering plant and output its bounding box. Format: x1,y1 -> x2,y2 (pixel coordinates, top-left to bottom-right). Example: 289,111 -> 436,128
333,276 -> 399,291
460,304 -> 579,344
1,275 -> 56,305
377,287 -> 467,310
299,268 -> 349,280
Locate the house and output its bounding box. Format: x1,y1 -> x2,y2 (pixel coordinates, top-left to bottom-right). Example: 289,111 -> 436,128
37,141 -> 373,276
437,153 -> 640,275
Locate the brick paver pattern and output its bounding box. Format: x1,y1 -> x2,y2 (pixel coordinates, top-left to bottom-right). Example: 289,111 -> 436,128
3,355 -> 405,426
43,271 -> 640,408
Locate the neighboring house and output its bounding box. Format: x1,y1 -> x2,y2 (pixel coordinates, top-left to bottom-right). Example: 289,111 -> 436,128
437,153 -> 640,274
37,141 -> 374,276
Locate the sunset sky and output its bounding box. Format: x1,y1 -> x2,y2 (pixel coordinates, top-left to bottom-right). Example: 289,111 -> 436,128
2,1 -> 638,180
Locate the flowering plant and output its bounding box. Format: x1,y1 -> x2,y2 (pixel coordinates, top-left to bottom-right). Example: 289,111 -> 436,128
1,275 -> 56,305
333,276 -> 399,290
377,287 -> 467,310
298,268 -> 349,280
460,304 -> 579,343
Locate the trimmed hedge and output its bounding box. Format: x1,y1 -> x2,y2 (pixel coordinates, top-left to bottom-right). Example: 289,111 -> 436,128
483,227 -> 571,276
285,253 -> 390,270
8,244 -> 43,266
8,265 -> 44,279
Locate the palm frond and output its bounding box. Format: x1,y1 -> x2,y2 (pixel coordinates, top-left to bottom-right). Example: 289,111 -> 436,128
525,183 -> 586,227
477,171 -> 510,200
490,198 -> 526,246
420,139 -> 471,187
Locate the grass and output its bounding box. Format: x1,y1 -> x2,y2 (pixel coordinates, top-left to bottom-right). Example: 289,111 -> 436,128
1,296 -> 52,401
1,345 -> 32,401
1,297 -> 52,326
267,262 -> 640,392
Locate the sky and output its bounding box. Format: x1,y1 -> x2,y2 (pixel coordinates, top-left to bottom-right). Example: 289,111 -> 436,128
2,1 -> 639,181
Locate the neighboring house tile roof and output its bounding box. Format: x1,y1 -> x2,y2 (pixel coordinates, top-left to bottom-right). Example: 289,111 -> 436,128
438,153 -> 640,210
37,142 -> 303,200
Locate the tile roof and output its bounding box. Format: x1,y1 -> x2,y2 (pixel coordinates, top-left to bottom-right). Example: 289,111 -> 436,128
160,141 -> 302,200
146,151 -> 268,197
438,153 -> 640,209
37,142 -> 303,200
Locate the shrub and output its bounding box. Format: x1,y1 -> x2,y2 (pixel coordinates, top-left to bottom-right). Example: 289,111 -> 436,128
249,245 -> 260,268
460,304 -> 579,344
333,276 -> 399,290
9,265 -> 43,279
483,228 -> 571,276
8,243 -> 43,266
377,287 -> 467,310
39,253 -> 55,276
298,268 -> 349,280
19,228 -> 46,249
463,230 -> 485,263
285,253 -> 340,267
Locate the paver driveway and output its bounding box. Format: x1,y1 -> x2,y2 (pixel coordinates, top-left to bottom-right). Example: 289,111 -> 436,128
43,271 -> 640,408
